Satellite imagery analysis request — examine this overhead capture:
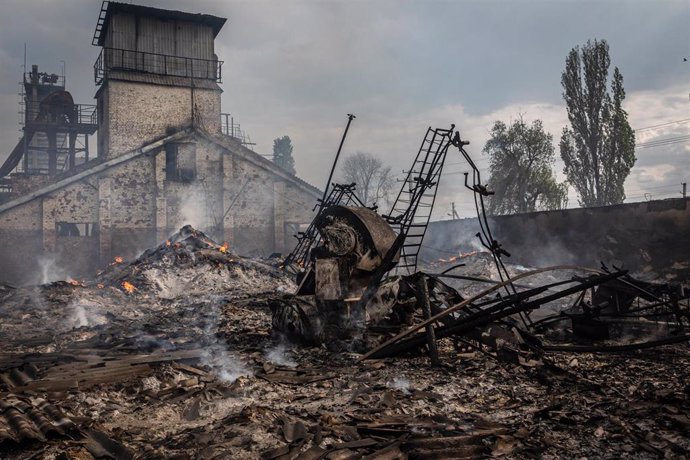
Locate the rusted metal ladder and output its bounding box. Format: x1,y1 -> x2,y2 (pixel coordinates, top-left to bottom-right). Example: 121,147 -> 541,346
384,126 -> 454,274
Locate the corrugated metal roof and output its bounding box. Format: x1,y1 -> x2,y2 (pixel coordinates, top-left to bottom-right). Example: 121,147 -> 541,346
0,394 -> 75,444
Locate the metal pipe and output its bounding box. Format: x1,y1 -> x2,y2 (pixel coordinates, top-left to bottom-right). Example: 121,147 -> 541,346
416,274 -> 440,365
359,265 -> 617,361
320,114 -> 355,209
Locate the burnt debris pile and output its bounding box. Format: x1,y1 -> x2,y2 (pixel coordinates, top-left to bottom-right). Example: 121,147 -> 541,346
95,224 -> 289,297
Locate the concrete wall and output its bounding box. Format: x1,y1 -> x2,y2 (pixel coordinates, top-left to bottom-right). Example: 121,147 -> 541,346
422,198 -> 690,281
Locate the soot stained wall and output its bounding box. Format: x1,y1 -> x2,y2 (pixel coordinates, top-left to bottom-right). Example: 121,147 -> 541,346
423,198 -> 690,281
0,137 -> 319,286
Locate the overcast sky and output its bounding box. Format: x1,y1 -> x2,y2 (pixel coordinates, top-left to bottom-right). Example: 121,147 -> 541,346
0,0 -> 688,219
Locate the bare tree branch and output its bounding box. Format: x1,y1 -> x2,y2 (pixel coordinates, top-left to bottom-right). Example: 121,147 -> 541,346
339,152 -> 395,208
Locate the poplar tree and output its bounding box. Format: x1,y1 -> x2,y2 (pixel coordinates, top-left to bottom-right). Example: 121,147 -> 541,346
560,39 -> 636,206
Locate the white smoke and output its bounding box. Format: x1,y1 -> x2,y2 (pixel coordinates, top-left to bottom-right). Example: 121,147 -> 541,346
199,295 -> 252,383
201,344 -> 252,383
69,300 -> 108,329
265,341 -> 298,368
178,185 -> 211,230
37,254 -> 72,285
388,376 -> 411,394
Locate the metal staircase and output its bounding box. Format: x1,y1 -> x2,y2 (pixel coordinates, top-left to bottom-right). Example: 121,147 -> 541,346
384,126 -> 455,274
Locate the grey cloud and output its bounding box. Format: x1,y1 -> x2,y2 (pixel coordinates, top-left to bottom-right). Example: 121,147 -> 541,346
0,0 -> 687,216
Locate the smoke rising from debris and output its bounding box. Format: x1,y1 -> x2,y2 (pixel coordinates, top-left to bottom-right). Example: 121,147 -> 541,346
422,217 -> 581,271
264,340 -> 298,368
388,376 -> 411,394
69,300 -> 107,329
178,185 -> 212,231
199,295 -> 252,383
37,254 -> 72,285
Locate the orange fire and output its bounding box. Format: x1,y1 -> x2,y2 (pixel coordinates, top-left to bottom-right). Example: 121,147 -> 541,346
219,242 -> 229,253
165,240 -> 171,247
67,278 -> 83,287
114,256 -> 124,264
438,250 -> 481,264
97,283 -> 105,289
121,281 -> 137,294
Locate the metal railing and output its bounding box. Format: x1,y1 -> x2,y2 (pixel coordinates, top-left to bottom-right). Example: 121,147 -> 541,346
221,113 -> 255,148
94,47 -> 223,85
24,104 -> 97,126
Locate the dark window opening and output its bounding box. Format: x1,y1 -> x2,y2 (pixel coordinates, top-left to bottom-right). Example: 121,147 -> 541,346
165,143 -> 177,179
165,143 -> 196,182
56,222 -> 99,237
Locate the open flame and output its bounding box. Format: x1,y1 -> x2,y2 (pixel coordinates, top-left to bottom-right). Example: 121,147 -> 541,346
67,278 -> 83,287
166,240 -> 171,247
219,242 -> 229,253
114,256 -> 124,264
121,281 -> 137,294
437,250 -> 482,264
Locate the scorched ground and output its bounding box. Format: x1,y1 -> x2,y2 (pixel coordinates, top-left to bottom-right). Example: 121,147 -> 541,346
0,227 -> 689,459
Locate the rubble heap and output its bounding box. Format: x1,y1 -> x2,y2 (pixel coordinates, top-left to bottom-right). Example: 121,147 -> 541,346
0,227 -> 689,458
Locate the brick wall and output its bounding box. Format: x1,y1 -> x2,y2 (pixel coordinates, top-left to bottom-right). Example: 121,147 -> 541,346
0,136 -> 319,285
0,201 -> 42,285
99,80 -> 221,159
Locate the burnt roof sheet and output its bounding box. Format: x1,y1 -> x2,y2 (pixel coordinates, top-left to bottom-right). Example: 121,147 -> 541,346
97,2 -> 227,46
0,394 -> 75,445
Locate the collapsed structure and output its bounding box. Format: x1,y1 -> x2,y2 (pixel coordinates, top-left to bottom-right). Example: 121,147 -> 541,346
274,125 -> 690,362
0,2 -> 320,286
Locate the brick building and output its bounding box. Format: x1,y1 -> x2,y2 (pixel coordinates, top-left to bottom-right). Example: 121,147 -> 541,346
0,2 -> 320,285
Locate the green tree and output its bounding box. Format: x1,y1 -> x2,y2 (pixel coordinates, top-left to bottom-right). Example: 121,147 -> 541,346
484,117 -> 568,215
272,136 -> 296,175
560,39 -> 636,206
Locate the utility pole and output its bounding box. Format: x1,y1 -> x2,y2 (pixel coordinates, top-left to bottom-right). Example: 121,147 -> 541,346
682,182 -> 687,199
448,202 -> 459,220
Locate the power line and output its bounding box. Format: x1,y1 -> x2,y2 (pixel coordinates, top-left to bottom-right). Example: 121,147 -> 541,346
624,191 -> 680,200
636,134 -> 690,148
623,184 -> 680,194
635,118 -> 690,132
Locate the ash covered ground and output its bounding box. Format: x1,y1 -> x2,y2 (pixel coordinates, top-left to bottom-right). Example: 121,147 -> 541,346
1,227 -> 689,459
